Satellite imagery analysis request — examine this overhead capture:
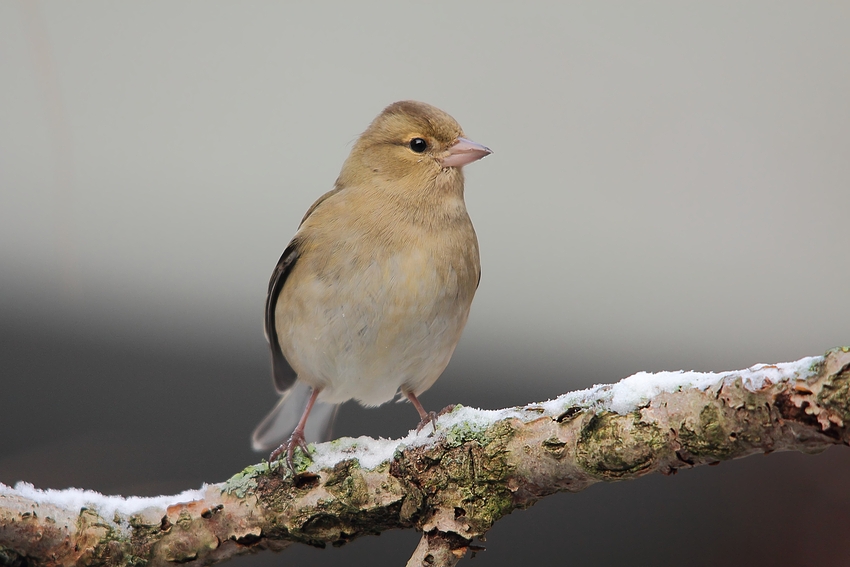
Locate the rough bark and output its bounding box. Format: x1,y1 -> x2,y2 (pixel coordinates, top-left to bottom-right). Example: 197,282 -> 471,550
1,347 -> 849,567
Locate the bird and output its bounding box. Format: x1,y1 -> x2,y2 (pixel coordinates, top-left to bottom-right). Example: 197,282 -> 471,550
251,100 -> 492,468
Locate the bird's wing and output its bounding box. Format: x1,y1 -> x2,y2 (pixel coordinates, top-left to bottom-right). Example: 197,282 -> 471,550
264,239 -> 300,393
265,188 -> 344,393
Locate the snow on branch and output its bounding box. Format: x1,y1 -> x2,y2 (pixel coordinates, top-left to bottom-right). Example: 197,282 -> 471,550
2,348 -> 849,567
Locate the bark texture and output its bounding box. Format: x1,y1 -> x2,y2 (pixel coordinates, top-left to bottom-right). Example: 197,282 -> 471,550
1,347 -> 848,567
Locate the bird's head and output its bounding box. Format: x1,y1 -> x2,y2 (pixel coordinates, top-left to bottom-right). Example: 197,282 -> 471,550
337,101 -> 491,189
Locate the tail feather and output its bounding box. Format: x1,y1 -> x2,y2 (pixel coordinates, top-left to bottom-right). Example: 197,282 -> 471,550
251,381 -> 338,452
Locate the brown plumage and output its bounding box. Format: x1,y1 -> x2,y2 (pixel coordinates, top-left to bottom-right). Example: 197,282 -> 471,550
252,101 -> 491,467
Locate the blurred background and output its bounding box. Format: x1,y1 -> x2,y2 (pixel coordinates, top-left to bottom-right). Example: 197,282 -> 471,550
1,2 -> 849,565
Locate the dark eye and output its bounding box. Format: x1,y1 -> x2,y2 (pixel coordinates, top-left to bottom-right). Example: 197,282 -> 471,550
409,138 -> 428,153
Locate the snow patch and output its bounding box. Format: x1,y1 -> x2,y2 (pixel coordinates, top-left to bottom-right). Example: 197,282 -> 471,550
541,355 -> 821,416
0,482 -> 207,523
308,433 -> 420,471
306,405 -> 537,472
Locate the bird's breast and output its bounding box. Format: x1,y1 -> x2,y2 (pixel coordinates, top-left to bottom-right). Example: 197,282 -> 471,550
276,216 -> 479,406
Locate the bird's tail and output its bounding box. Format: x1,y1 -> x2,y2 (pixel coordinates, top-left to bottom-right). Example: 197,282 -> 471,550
251,381 -> 338,452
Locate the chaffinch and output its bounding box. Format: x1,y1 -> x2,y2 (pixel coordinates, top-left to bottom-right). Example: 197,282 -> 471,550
251,101 -> 492,467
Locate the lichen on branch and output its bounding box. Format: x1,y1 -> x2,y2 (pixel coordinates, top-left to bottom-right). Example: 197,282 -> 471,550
1,348 -> 848,567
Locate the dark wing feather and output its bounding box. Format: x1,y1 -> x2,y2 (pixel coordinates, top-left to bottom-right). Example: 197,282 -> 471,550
265,239 -> 300,393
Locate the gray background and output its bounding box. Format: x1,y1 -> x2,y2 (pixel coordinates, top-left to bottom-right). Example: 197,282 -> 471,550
1,2 -> 848,565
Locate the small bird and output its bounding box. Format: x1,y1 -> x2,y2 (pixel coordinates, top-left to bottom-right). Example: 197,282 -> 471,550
251,101 -> 492,467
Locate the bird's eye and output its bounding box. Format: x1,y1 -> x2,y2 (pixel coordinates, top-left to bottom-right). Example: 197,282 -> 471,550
409,138 -> 428,153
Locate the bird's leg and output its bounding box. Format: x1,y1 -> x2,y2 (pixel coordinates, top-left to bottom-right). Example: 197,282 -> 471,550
405,390 -> 438,434
269,387 -> 321,470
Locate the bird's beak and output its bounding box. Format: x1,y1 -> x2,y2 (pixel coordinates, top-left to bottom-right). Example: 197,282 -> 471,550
441,137 -> 493,168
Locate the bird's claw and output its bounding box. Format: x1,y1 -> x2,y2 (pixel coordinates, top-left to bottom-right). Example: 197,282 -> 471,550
269,430 -> 311,472
416,410 -> 439,435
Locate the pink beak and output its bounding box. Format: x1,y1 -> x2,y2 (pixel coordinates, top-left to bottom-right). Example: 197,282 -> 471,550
441,137 -> 493,168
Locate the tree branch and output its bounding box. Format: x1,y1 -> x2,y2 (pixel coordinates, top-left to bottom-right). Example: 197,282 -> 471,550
2,347 -> 849,567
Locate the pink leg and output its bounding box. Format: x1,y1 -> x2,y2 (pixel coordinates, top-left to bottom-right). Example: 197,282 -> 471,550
269,387 -> 321,470
404,390 -> 438,433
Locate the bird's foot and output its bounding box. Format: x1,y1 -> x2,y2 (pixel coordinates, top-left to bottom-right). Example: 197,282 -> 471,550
413,405 -> 456,435
415,410 -> 439,435
269,429 -> 311,471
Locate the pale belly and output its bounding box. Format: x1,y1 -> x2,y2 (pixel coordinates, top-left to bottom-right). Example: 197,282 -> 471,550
275,249 -> 475,406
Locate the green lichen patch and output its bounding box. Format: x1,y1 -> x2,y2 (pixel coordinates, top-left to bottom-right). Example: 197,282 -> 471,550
437,446 -> 514,533
285,444 -> 318,473
321,461 -> 374,509
324,459 -> 361,487
817,354 -> 850,426
442,418 -> 493,448
575,411 -> 667,479
677,403 -> 743,461
75,508 -> 135,567
388,420 -> 516,536
434,430 -> 515,532
284,488 -> 408,546
222,464 -> 265,498
127,513 -> 166,559
253,456 -> 413,547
